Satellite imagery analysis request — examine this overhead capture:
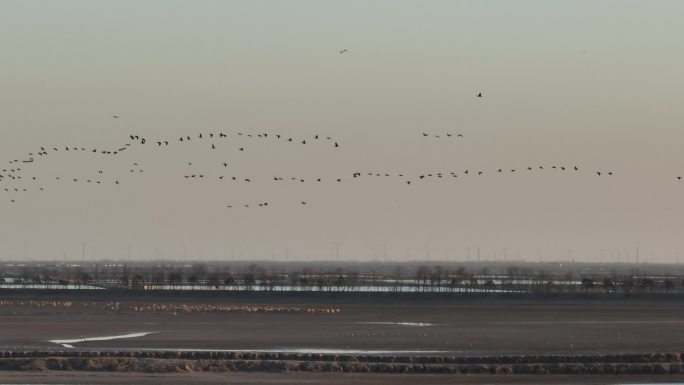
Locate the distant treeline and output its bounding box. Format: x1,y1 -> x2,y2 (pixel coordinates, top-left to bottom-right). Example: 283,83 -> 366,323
1,261 -> 683,294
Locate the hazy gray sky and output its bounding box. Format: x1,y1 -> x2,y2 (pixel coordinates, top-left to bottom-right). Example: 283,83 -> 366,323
1,1 -> 684,263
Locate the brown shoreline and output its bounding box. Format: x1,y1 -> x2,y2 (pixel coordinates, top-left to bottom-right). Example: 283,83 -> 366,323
5,287 -> 684,302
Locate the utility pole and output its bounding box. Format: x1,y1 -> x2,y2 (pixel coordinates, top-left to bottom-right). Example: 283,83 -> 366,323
636,246 -> 640,264
82,242 -> 85,264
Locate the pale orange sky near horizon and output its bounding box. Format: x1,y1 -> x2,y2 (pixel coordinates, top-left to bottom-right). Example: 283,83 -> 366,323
1,1 -> 684,263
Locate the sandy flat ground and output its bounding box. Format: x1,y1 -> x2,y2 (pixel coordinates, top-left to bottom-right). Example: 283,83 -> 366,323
5,371 -> 684,385
1,293 -> 684,355
2,293 -> 684,384
3,371 -> 684,385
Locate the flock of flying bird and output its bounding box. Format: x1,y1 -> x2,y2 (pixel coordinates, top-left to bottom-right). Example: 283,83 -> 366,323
1,48 -> 676,212
0,129 -> 343,205
0,119 -> 632,208
0,81 -> 674,207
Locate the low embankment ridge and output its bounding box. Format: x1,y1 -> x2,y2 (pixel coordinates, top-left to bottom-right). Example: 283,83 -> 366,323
1,351 -> 683,375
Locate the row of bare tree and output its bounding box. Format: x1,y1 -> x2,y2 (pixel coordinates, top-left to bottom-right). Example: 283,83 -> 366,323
1,263 -> 682,294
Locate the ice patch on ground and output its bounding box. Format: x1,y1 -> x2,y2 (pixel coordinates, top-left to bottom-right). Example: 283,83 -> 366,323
143,347 -> 456,355
49,332 -> 155,348
358,322 -> 443,327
